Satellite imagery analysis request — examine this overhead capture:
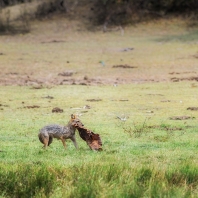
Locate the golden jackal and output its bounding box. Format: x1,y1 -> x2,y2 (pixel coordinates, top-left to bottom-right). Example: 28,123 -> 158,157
38,114 -> 83,149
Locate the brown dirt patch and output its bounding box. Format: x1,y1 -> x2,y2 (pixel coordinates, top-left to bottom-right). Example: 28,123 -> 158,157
170,76 -> 198,82
187,107 -> 198,111
112,65 -> 137,69
0,104 -> 9,107
52,107 -> 64,113
58,71 -> 75,77
86,99 -> 102,102
3,69 -> 196,86
41,40 -> 67,44
42,96 -> 54,99
169,116 -> 195,120
24,105 -> 40,109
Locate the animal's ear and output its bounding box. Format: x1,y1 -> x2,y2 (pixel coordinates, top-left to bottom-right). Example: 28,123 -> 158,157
71,114 -> 76,120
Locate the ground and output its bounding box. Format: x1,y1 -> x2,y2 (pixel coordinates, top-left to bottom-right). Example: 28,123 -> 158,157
1,14 -> 198,197
0,16 -> 198,86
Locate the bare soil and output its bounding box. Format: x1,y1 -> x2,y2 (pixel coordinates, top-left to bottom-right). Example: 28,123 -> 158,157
0,16 -> 198,86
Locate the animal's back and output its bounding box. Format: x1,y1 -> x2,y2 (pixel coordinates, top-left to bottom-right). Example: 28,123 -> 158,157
39,124 -> 64,137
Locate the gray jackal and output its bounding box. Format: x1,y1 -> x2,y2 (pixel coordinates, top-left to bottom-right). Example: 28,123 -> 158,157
38,114 -> 83,149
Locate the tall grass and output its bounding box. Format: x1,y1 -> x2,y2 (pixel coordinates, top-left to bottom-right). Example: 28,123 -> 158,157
0,161 -> 197,197
0,163 -> 56,197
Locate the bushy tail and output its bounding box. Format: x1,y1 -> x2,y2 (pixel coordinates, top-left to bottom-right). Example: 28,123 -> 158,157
38,133 -> 52,146
38,133 -> 44,144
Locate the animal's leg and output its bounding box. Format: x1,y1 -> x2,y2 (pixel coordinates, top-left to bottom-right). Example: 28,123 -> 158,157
70,136 -> 78,149
43,137 -> 49,149
60,138 -> 66,149
48,136 -> 53,146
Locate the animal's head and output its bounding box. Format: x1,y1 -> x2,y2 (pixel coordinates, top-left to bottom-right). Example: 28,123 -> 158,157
70,114 -> 84,128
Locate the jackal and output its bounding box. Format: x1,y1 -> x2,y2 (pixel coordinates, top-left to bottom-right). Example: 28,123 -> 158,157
38,114 -> 83,149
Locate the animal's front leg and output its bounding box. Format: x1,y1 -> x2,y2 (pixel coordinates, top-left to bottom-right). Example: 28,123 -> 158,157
60,137 -> 66,149
70,136 -> 78,149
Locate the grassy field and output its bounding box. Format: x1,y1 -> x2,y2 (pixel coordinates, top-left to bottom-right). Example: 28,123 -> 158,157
0,82 -> 198,197
0,15 -> 198,197
1,17 -> 198,85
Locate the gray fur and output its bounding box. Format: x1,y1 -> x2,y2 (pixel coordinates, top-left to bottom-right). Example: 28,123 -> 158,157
38,116 -> 83,149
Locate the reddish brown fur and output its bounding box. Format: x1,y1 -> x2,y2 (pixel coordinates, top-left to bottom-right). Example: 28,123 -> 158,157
76,126 -> 102,151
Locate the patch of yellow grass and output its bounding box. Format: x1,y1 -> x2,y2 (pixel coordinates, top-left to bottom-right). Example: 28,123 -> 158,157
0,17 -> 198,85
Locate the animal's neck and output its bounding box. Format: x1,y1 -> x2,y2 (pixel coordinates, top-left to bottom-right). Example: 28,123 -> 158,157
66,123 -> 76,131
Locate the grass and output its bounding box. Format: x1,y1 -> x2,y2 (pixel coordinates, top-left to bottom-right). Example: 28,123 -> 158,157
1,17 -> 198,85
0,160 -> 198,197
0,83 -> 198,197
1,16 -> 198,197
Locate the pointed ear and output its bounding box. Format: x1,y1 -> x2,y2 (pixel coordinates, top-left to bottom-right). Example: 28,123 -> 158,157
71,114 -> 76,120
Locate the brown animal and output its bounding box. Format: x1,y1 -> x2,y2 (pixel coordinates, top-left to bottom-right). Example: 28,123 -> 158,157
38,114 -> 84,149
76,126 -> 102,151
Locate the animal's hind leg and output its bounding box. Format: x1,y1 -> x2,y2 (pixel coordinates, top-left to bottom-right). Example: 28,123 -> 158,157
48,136 -> 53,146
43,137 -> 49,149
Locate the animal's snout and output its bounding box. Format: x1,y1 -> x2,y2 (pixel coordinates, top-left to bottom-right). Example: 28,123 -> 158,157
73,123 -> 83,127
77,122 -> 84,127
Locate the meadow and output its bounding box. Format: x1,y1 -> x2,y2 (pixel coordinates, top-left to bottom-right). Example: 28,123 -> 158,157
0,17 -> 198,197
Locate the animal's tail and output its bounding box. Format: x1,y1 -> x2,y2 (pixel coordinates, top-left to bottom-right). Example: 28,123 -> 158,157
38,133 -> 44,144
38,133 -> 52,146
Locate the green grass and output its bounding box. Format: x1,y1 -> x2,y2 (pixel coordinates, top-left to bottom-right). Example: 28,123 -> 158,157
1,16 -> 198,197
0,83 -> 198,197
0,161 -> 198,197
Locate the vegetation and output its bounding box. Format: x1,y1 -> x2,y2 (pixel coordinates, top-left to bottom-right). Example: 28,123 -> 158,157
1,4 -> 198,196
0,83 -> 198,197
1,0 -> 198,34
100,0 -> 198,13
95,0 -> 198,27
1,162 -> 198,197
